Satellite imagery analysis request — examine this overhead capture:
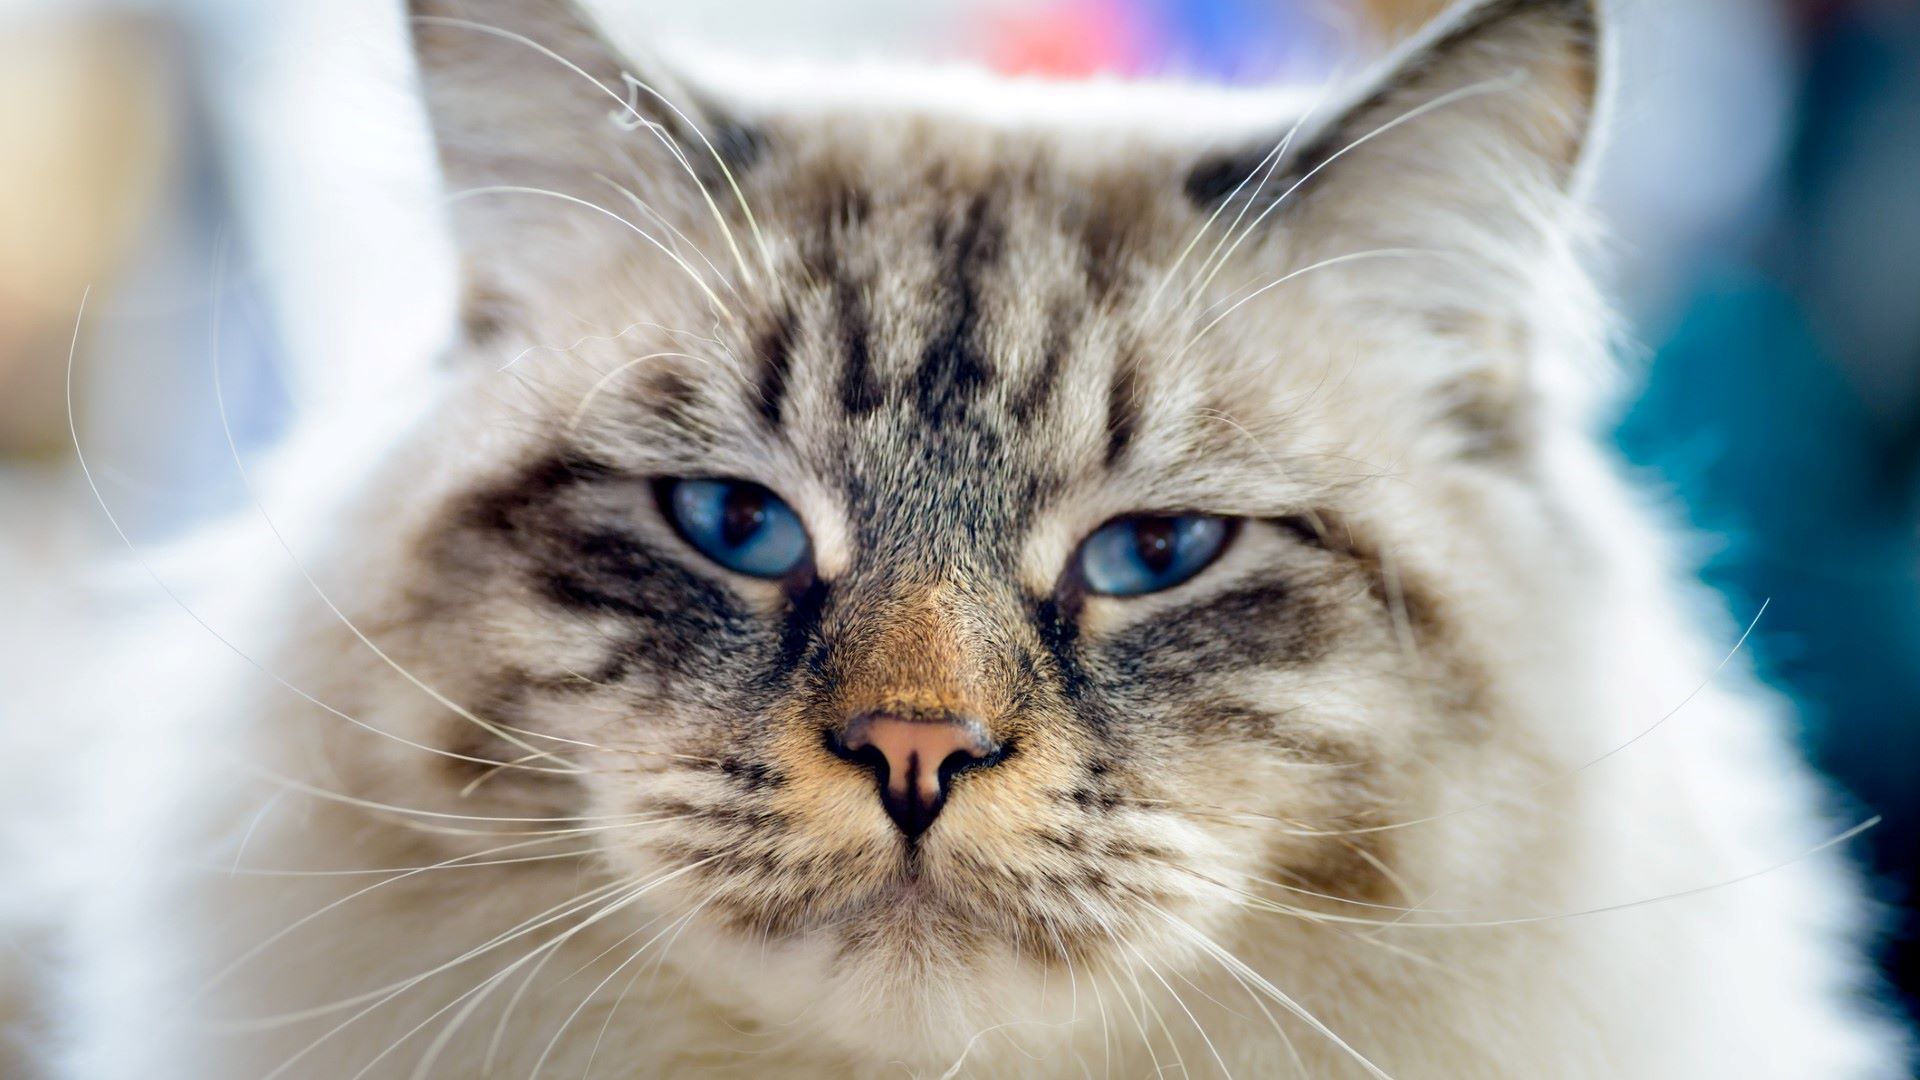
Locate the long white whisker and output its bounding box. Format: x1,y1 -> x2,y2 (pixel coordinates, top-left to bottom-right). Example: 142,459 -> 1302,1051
241,766 -> 666,827
256,857 -> 713,1078
196,835 -> 599,1005
527,887 -> 718,1078
1238,601 -> 1779,840
451,184 -> 733,321
365,873 -> 694,1080
411,15 -> 773,283
1168,89 -> 1330,315
1150,905 -> 1394,1080
1125,939 -> 1232,1079
1182,248 -> 1453,356
597,169 -> 737,296
202,236 -> 584,774
63,281 -> 573,781
565,349 -> 718,430
222,847 -> 596,879
1184,71 -> 1526,309
1149,122 -> 1295,315
614,70 -> 777,280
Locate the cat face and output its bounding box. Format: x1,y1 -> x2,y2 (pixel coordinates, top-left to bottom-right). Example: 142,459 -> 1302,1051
348,0 -> 1601,1060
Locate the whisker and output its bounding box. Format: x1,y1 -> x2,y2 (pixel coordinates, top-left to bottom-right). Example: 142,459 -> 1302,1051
410,15 -> 772,285
205,241 -> 592,775
403,960 -> 522,1080
495,317 -> 697,375
357,875 -> 685,1080
255,857 -> 713,1077
1380,816 -> 1882,931
1097,955 -> 1160,1078
1174,90 -> 1334,317
596,169 -> 738,299
527,886 -> 718,1077
614,70 -> 777,280
1127,595 -> 1780,849
1149,905 -> 1395,1080
1182,71 -> 1527,309
1084,951 -> 1113,1080
451,185 -> 734,323
1169,815 -> 1879,938
229,790 -> 287,874
1181,248 -> 1455,357
579,909 -> 682,1079
195,835 -> 604,1006
1197,937 -> 1307,1079
221,847 -> 597,879
566,349 -> 722,430
242,766 -> 667,827
1148,90 -> 1322,315
1125,939 -> 1233,1079
62,278 -> 574,781
1119,950 -> 1185,1079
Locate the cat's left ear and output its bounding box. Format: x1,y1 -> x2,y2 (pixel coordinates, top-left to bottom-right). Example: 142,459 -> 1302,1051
1189,0 -> 1604,263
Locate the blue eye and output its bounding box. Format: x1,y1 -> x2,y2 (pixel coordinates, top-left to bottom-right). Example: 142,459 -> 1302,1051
1078,515 -> 1233,597
660,479 -> 812,580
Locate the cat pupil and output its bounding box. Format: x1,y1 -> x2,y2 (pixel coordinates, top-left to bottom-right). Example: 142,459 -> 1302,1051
1134,518 -> 1178,574
721,487 -> 768,548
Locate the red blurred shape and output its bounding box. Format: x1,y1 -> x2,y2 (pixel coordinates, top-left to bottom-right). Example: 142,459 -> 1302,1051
981,0 -> 1146,78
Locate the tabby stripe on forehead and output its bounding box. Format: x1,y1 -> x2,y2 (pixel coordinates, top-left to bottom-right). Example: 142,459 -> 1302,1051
1104,356 -> 1140,467
754,306 -> 798,428
834,271 -> 883,417
1008,308 -> 1070,423
913,192 -> 1001,424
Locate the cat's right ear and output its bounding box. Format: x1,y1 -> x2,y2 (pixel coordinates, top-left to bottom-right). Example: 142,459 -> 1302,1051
406,0 -> 758,341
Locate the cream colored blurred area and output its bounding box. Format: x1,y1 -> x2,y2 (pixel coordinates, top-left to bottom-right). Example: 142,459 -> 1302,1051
0,15 -> 175,456
0,13 -> 185,726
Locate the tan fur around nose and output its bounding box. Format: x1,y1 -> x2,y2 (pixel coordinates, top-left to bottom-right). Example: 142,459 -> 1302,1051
831,581 -> 1000,726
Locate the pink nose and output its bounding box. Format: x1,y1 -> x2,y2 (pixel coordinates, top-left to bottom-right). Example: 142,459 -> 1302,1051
834,712 -> 1002,840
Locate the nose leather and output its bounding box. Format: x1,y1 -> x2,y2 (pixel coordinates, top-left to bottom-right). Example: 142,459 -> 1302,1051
835,711 -> 1000,840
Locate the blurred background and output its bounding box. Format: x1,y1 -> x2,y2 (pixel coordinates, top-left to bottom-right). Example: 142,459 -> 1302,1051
0,0 -> 1914,1035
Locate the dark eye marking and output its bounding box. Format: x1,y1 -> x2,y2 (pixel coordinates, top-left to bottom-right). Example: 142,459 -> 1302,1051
460,452 -> 620,536
1069,513 -> 1359,678
1272,512 -> 1337,550
1095,573 -> 1335,677
539,526 -> 738,625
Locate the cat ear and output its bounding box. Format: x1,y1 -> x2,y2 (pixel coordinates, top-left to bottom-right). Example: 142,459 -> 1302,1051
406,0 -> 757,341
1184,0 -> 1606,456
1188,0 -> 1603,265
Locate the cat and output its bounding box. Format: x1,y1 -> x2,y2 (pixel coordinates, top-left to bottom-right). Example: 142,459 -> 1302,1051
12,0 -> 1910,1075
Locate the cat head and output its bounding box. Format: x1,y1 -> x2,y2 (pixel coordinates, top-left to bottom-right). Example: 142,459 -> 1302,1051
321,0 -> 1606,1064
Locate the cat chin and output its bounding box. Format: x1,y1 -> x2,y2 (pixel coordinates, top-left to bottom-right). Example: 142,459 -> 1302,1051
663,914 -> 1093,1069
